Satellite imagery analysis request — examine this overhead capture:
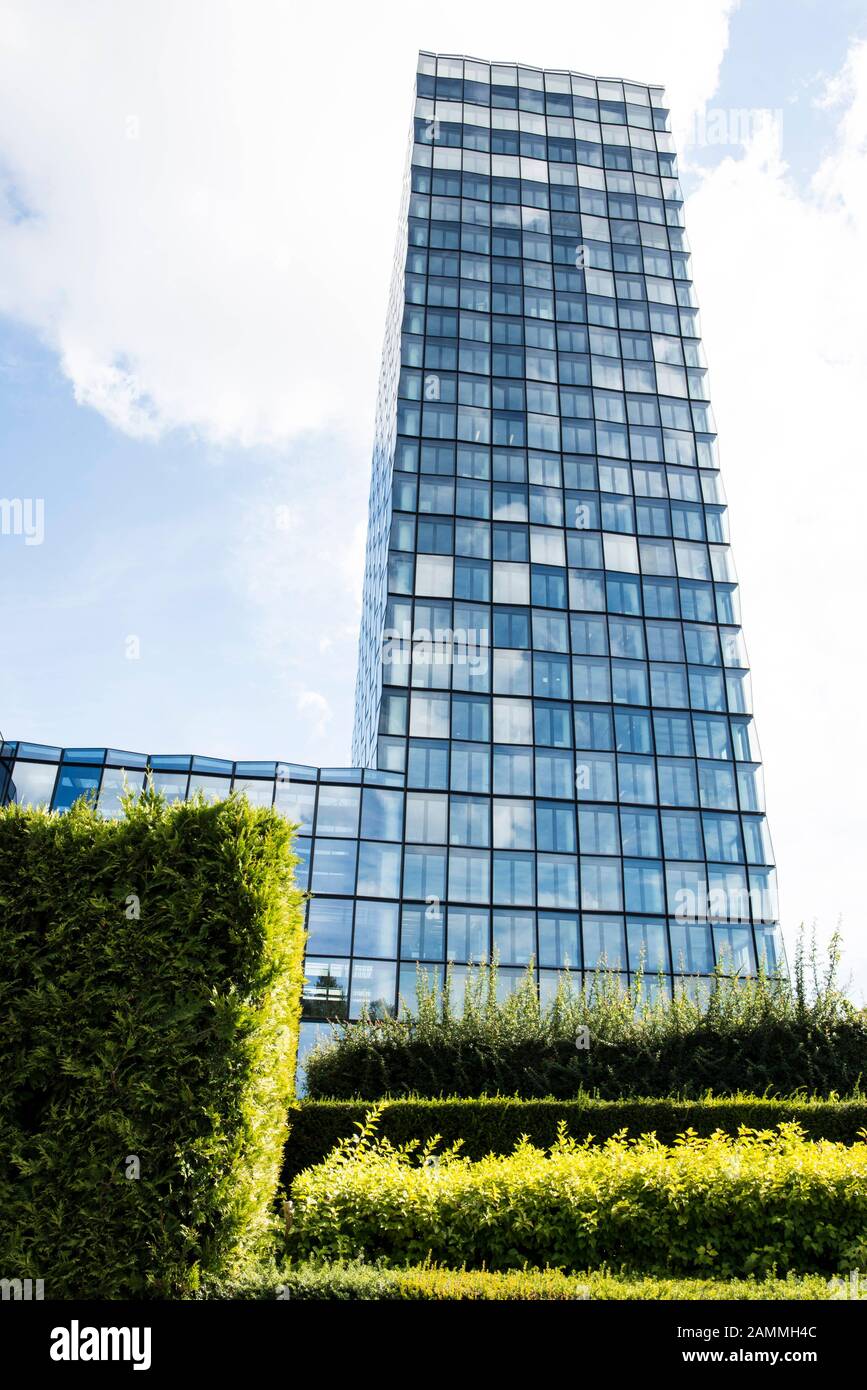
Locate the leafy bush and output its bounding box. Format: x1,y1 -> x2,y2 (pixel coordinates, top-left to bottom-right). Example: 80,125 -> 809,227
261,1260 -> 836,1301
287,1107 -> 867,1278
283,1094 -> 867,1180
305,942 -> 867,1099
0,792 -> 306,1298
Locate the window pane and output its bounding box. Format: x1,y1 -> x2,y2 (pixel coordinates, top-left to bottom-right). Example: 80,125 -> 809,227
353,901 -> 399,958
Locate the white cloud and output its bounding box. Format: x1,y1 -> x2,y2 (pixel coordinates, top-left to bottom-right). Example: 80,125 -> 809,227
684,38 -> 867,991
296,689 -> 332,739
0,0 -> 738,446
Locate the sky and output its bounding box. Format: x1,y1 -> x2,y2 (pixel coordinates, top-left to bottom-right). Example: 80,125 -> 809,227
1,0 -> 865,993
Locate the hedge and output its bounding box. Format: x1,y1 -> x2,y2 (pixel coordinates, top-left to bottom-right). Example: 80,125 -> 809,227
261,1261 -> 837,1301
0,792 -> 306,1298
282,1094 -> 867,1180
287,1111 -> 867,1277
306,1025 -> 867,1101
304,956 -> 867,1100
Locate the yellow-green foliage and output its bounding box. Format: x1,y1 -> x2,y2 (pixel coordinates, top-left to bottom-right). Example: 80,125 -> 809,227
271,1261 -> 838,1301
288,1107 -> 867,1278
0,791 -> 306,1298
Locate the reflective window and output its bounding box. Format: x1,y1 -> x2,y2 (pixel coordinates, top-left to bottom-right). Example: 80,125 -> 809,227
354,901 -> 399,958
356,841 -> 402,898
303,958 -> 350,1020
53,766 -> 101,812
315,786 -> 361,837
361,788 -> 404,841
349,960 -> 398,1019
306,898 -> 353,954
311,841 -> 358,895
10,760 -> 57,807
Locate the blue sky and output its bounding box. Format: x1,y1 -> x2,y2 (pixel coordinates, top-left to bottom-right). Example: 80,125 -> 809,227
0,324 -> 368,761
1,0 -> 866,991
694,0 -> 865,182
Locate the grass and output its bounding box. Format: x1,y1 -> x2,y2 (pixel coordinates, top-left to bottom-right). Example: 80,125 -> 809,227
238,1261 -> 849,1301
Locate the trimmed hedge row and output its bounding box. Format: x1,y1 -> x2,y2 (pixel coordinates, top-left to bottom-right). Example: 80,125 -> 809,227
0,794 -> 306,1298
304,1023 -> 867,1100
264,1262 -> 837,1301
287,1118 -> 867,1277
282,1095 -> 867,1180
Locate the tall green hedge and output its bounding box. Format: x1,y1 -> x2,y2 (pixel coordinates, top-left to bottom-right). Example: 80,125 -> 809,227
283,1095 -> 867,1181
0,792 -> 305,1298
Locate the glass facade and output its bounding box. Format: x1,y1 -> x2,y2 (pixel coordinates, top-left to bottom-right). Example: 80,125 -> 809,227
1,52 -> 783,1065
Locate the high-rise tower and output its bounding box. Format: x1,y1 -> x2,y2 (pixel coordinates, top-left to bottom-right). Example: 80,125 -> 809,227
352,48 -> 779,994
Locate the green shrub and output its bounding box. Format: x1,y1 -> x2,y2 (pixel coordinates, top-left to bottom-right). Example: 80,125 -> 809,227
0,792 -> 306,1298
287,1108 -> 867,1278
305,946 -> 867,1100
261,1260 -> 836,1301
283,1094 -> 867,1180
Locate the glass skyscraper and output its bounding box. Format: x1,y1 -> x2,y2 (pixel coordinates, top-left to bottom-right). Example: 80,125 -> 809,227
1,51 -> 782,1068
